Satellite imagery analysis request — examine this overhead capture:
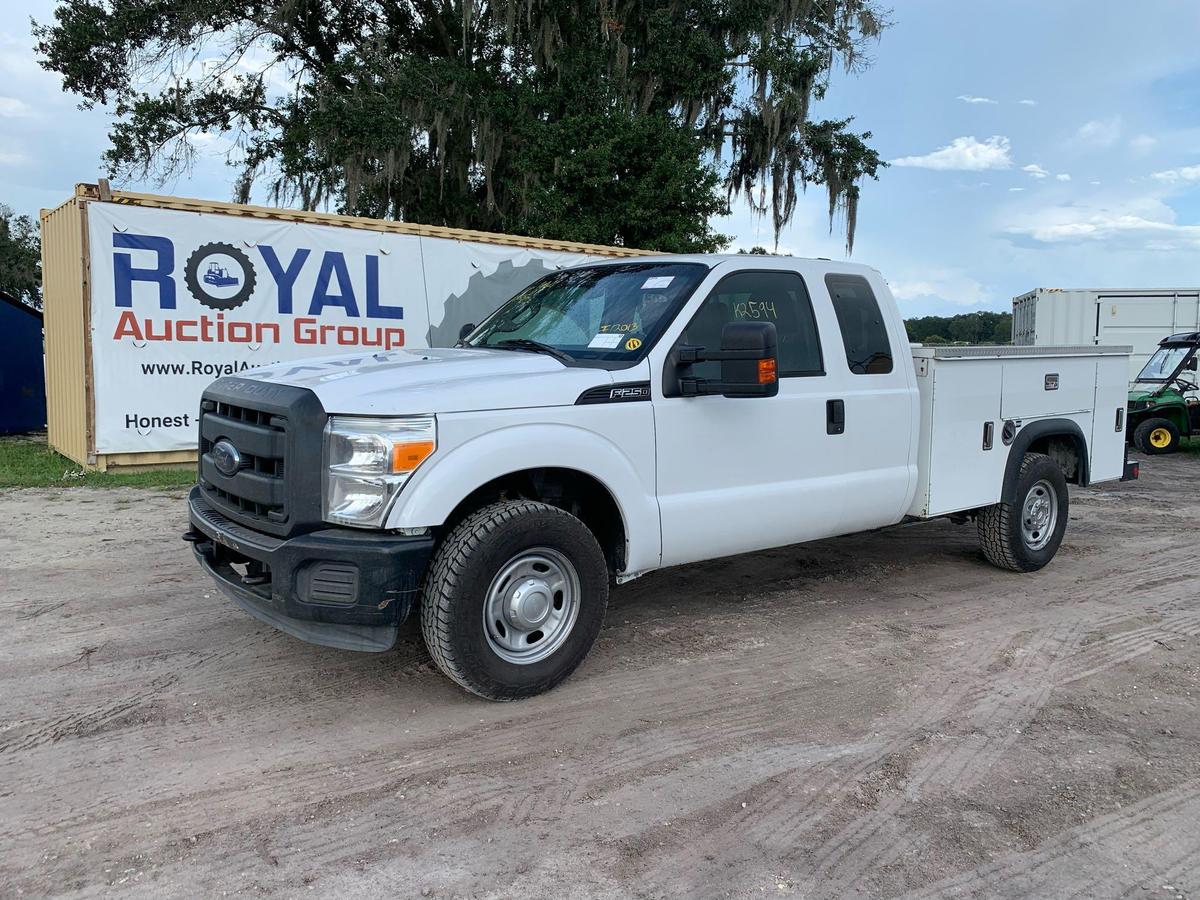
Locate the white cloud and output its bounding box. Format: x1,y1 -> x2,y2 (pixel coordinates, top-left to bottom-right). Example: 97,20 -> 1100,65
1008,187 -> 1025,192
1023,164 -> 1049,179
1152,165 -> 1200,184
0,145 -> 28,165
1017,99 -> 1038,106
889,270 -> 989,306
1006,200 -> 1200,249
1090,180 -> 1102,186
957,94 -> 998,105
1075,116 -> 1122,148
0,97 -> 32,118
1055,173 -> 1071,182
891,136 -> 1013,171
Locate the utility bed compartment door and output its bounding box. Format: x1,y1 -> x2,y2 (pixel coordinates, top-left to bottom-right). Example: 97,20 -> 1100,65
1000,357 -> 1096,419
915,362 -> 1005,517
1089,354 -> 1130,483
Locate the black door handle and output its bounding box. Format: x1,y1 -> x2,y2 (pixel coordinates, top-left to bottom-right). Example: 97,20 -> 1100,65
827,399 -> 845,435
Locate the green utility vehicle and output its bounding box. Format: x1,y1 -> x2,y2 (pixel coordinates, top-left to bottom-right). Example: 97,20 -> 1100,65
1127,332 -> 1200,454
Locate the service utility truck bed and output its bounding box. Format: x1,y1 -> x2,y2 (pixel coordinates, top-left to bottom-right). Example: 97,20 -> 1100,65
185,255 -> 1136,700
910,344 -> 1131,518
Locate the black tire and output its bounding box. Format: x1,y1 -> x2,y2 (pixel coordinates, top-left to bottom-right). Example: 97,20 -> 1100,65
420,500 -> 609,701
977,452 -> 1069,573
1133,417 -> 1180,455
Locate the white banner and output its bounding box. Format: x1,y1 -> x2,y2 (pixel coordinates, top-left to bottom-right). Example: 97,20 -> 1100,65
86,202 -> 602,453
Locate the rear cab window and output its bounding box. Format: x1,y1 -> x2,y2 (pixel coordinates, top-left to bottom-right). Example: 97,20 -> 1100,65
825,273 -> 893,375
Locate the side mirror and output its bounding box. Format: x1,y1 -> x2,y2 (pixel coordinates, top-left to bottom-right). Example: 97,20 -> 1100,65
677,322 -> 779,398
1187,357 -> 1197,372
458,322 -> 476,343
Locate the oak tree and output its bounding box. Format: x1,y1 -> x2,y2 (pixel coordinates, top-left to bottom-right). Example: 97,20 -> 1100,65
36,0 -> 887,251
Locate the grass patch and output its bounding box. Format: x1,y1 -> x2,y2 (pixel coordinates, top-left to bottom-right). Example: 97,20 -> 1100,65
0,435 -> 195,490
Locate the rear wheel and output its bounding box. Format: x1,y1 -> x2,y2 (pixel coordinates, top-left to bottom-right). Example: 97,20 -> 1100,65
1134,417 -> 1180,454
977,452 -> 1069,572
420,500 -> 609,701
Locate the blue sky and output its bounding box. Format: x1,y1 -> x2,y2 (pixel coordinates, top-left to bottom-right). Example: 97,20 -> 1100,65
3,0 -> 1200,316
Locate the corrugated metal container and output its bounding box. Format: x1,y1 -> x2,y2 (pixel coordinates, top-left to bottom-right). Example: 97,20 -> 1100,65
41,183 -> 652,471
41,194 -> 90,464
1011,288 -> 1200,380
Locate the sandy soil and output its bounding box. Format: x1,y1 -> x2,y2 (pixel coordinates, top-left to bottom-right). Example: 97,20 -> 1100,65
1,454 -> 1198,898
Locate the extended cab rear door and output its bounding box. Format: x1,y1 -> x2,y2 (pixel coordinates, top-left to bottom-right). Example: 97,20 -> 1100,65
650,261 -> 917,568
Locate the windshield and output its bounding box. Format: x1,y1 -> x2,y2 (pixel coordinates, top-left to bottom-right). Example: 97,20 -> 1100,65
1135,345 -> 1191,382
465,262 -> 709,364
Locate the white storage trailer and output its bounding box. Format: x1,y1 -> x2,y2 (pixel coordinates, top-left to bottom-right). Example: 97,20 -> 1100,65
1012,288 -> 1200,382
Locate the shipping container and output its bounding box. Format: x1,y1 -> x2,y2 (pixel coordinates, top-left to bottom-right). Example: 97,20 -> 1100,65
1012,288 -> 1200,381
41,183 -> 652,471
0,291 -> 47,434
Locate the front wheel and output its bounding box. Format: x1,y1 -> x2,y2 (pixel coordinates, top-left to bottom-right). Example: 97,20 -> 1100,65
420,500 -> 609,701
977,452 -> 1069,572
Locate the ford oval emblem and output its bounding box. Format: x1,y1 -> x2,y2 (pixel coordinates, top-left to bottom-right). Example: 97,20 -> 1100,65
211,439 -> 242,477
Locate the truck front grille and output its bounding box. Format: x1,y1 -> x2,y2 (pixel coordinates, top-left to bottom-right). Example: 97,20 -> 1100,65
199,399 -> 289,526
197,379 -> 328,539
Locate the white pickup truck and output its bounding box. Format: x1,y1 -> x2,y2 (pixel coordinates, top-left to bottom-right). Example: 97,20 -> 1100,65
185,256 -> 1136,700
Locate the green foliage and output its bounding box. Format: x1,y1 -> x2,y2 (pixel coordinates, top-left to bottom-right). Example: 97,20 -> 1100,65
906,311 -> 1012,345
35,0 -> 888,252
0,205 -> 41,308
0,436 -> 195,490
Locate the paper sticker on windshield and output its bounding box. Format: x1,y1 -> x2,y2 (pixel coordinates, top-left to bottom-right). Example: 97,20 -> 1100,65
625,337 -> 643,351
588,333 -> 624,349
642,276 -> 674,289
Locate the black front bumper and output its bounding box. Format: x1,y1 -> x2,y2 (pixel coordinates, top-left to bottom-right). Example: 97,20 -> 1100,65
187,486 -> 434,652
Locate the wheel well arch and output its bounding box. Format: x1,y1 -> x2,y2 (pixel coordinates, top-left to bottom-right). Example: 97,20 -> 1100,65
1130,406 -> 1188,434
1002,418 -> 1089,503
440,467 -> 629,574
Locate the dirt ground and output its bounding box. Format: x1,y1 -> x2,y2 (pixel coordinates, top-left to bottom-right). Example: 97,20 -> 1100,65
1,455 -> 1198,899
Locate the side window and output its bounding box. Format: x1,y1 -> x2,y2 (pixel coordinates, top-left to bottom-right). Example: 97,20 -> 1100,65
680,271 -> 823,380
825,274 -> 893,375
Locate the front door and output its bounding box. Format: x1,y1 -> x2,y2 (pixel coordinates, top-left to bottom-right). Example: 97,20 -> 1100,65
652,267 -> 914,569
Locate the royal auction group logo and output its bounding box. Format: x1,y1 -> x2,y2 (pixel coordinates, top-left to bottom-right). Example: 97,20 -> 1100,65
183,242 -> 257,311
108,231 -> 409,352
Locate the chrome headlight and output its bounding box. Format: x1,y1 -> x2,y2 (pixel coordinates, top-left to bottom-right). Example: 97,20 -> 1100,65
322,415 -> 436,527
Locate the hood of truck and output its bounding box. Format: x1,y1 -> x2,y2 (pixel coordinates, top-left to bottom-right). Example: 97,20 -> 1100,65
1128,386 -> 1173,405
237,347 -> 617,414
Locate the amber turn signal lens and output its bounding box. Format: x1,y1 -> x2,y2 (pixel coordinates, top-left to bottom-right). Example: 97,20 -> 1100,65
758,358 -> 777,384
391,440 -> 436,473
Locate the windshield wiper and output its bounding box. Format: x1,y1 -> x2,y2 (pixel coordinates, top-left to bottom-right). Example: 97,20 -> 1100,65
492,339 -> 573,364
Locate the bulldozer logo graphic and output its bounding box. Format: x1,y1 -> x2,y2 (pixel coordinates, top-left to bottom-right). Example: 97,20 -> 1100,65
184,241 -> 258,311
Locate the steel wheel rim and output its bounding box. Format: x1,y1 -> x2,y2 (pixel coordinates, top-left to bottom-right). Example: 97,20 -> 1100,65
1150,427 -> 1172,448
1020,479 -> 1058,551
483,547 -> 580,665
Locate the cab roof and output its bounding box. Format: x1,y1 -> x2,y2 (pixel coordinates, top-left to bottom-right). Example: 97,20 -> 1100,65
1161,331 -> 1200,346
582,254 -> 880,276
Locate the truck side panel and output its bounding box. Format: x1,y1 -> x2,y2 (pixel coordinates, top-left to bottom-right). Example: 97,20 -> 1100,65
385,401 -> 663,574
